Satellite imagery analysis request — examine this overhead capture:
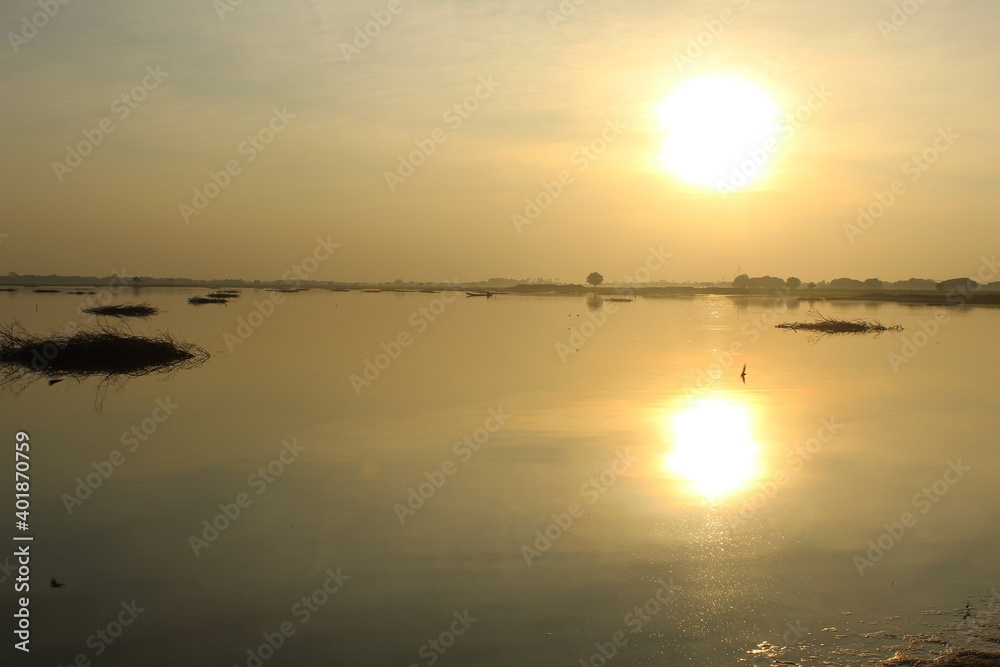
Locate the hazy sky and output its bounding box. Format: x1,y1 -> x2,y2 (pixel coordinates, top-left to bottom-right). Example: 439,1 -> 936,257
1,0 -> 998,283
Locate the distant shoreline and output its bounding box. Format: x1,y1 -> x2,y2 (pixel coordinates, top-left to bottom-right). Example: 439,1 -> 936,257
3,281 -> 999,306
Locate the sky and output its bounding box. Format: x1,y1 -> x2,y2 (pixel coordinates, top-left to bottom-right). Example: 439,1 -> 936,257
1,0 -> 998,284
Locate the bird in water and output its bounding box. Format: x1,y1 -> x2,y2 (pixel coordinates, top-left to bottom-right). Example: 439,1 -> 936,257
50,578 -> 67,588
740,364 -> 747,383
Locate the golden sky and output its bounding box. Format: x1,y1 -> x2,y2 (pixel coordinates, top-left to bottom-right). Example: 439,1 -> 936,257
1,0 -> 998,283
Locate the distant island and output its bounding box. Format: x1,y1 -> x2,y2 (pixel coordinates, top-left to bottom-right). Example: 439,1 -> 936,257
3,271 -> 999,305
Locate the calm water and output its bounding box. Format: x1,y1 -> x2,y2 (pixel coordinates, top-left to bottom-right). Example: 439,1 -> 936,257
1,288 -> 999,666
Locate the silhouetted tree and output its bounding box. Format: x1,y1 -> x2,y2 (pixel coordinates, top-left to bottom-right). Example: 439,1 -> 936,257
785,277 -> 801,290
748,276 -> 785,290
937,278 -> 979,294
863,278 -> 882,290
891,278 -> 937,291
830,277 -> 864,290
732,273 -> 750,288
587,272 -> 604,287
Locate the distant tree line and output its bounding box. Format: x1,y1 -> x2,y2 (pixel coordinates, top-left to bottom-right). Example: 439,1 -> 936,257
731,273 -> 999,291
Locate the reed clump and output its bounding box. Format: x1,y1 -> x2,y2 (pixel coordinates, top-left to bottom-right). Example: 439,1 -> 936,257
776,310 -> 902,335
0,322 -> 207,382
188,296 -> 230,305
82,302 -> 159,318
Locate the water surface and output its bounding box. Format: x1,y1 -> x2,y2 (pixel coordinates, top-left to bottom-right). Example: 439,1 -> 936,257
1,288 -> 998,665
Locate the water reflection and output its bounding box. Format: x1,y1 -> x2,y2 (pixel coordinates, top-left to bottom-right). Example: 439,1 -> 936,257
664,395 -> 760,498
3,290 -> 1000,666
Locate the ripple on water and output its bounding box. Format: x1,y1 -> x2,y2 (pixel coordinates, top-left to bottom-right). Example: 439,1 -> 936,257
745,595 -> 1000,666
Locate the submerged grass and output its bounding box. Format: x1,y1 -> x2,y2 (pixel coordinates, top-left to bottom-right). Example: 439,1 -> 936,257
0,321 -> 208,383
776,309 -> 902,336
82,302 -> 159,318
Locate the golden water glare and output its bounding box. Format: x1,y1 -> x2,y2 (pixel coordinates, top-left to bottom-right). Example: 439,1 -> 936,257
664,396 -> 761,498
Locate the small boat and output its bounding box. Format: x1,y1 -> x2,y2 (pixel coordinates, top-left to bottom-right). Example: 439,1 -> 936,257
466,291 -> 493,297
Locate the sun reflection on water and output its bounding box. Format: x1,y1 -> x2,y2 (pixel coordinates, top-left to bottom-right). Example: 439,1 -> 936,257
664,397 -> 760,498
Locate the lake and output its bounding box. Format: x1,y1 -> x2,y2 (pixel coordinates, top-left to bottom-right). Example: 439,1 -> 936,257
2,288 -> 999,666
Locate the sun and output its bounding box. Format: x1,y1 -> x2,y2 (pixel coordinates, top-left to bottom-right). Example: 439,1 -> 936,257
657,74 -> 781,190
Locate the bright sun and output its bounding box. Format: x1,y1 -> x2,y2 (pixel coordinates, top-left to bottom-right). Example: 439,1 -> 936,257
664,397 -> 760,498
657,74 -> 781,190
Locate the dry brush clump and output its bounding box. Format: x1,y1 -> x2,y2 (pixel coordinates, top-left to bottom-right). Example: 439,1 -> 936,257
82,302 -> 159,318
189,289 -> 241,305
0,321 -> 208,386
188,295 -> 230,305
776,309 -> 902,336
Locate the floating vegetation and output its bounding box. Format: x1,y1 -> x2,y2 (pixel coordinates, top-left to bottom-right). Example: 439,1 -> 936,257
188,296 -> 230,305
269,287 -> 308,293
0,322 -> 207,386
189,289 -> 240,305
606,297 -> 634,303
776,310 -> 902,336
883,649 -> 1000,666
82,302 -> 159,318
32,289 -> 60,293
